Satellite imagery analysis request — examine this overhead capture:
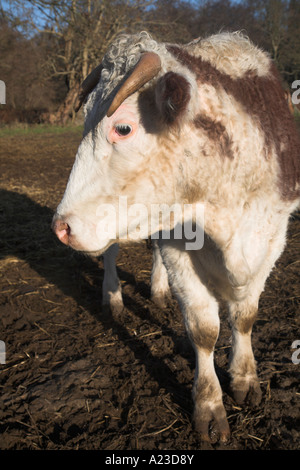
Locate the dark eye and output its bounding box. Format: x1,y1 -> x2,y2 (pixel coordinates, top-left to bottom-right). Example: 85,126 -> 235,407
115,124 -> 132,136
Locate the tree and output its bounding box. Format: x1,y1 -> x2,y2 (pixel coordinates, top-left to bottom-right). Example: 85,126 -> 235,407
0,14 -> 57,113
145,0 -> 196,44
21,0 -> 159,123
283,0 -> 300,81
257,0 -> 300,83
265,0 -> 287,63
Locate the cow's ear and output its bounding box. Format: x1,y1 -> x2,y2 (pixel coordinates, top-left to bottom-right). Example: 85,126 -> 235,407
155,72 -> 191,125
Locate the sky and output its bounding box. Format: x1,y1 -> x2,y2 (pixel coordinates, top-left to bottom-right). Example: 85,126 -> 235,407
1,0 -> 246,32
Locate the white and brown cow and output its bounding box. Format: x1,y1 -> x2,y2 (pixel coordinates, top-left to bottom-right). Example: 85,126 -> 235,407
52,32 -> 300,442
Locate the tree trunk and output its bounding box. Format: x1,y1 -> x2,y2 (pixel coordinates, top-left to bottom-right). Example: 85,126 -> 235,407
52,82 -> 81,125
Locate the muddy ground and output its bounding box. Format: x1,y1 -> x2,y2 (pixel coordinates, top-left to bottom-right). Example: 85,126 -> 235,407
0,129 -> 299,451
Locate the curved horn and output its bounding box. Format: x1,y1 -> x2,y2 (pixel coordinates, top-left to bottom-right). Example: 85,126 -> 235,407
75,64 -> 103,112
107,52 -> 161,117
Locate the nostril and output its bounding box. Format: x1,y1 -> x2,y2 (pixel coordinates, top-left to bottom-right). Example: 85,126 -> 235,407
56,221 -> 70,233
53,219 -> 71,245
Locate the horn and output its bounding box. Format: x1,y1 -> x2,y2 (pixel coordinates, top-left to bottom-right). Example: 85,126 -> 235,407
106,52 -> 161,117
75,64 -> 103,112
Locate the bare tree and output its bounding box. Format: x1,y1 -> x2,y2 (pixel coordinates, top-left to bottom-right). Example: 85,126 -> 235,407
257,0 -> 300,83
145,0 -> 196,44
22,0 -> 158,123
0,14 -> 57,114
265,0 -> 287,63
282,0 -> 300,81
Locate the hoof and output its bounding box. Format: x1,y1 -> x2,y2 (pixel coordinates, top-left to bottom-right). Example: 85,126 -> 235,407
193,404 -> 230,444
151,294 -> 167,309
151,290 -> 171,309
231,378 -> 262,407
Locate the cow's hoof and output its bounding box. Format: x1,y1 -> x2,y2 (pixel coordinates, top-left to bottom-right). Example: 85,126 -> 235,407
151,289 -> 171,309
193,404 -> 230,444
151,294 -> 167,309
231,377 -> 262,407
102,288 -> 124,315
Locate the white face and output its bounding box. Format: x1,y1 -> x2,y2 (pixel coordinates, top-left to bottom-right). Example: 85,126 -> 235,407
54,95 -> 177,255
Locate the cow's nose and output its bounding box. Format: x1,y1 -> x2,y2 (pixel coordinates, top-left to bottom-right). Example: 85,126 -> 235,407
52,218 -> 71,245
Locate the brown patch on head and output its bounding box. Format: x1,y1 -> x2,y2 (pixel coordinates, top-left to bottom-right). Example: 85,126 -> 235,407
194,115 -> 234,159
167,45 -> 300,200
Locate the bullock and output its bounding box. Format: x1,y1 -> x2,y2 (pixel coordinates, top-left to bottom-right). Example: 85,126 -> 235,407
52,31 -> 300,442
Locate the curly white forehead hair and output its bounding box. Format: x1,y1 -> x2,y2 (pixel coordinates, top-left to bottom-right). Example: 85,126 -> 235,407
84,31 -> 165,115
101,32 -> 161,97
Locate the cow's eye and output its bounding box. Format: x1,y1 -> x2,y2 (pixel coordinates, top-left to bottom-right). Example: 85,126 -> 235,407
115,124 -> 132,137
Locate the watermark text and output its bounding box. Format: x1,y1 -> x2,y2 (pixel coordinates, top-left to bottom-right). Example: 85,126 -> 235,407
0,341 -> 6,364
0,80 -> 5,104
291,340 -> 300,364
292,80 -> 300,105
96,198 -> 205,250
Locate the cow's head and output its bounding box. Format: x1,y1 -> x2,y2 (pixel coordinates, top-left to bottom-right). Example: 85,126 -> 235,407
52,34 -> 198,255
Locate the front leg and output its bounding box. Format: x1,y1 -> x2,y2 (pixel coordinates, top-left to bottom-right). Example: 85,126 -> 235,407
102,243 -> 124,314
160,240 -> 230,442
150,240 -> 170,308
